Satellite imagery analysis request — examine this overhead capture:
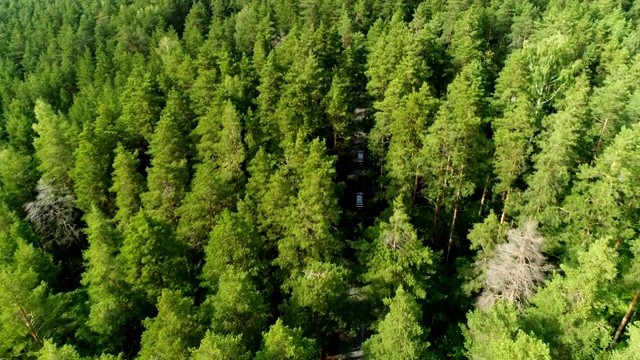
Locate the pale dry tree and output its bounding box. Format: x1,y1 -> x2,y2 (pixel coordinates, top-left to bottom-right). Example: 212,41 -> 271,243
25,180 -> 80,249
478,220 -> 550,311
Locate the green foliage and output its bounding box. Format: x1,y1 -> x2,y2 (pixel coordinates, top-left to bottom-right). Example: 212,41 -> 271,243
81,209 -> 136,352
139,290 -> 202,360
363,286 -> 427,360
190,332 -> 251,360
116,64 -> 162,148
142,91 -> 191,222
0,216 -> 73,357
0,147 -> 37,212
524,238 -> 618,359
287,261 -> 351,343
72,120 -> 114,213
463,302 -> 551,360
3,1 -> 640,358
254,319 -> 317,360
110,144 -> 145,227
177,101 -> 245,246
118,211 -> 189,302
36,340 -> 85,360
33,100 -> 73,186
363,197 -> 436,300
204,267 -> 268,350
202,210 -> 266,288
612,322 -> 640,359
277,137 -> 342,279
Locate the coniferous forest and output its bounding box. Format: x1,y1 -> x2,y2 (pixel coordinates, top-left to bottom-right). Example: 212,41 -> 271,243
3,0 -> 640,358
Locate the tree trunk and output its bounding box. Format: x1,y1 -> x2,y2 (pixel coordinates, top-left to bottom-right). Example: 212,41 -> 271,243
592,117 -> 609,164
610,287 -> 640,350
446,204 -> 458,264
19,306 -> 42,347
433,194 -> 441,233
412,162 -> 420,208
500,190 -> 510,225
333,129 -> 338,154
478,175 -> 490,221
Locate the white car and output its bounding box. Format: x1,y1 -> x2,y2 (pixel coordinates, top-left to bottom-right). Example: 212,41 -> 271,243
356,192 -> 364,209
356,150 -> 364,164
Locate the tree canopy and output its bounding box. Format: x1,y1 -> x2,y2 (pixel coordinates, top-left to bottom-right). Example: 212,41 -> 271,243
1,0 -> 640,358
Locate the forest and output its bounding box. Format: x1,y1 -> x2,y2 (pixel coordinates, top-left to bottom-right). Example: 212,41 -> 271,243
1,0 -> 640,358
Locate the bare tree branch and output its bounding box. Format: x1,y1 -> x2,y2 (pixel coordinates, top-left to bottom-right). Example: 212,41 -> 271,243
478,220 -> 550,311
25,180 -> 80,249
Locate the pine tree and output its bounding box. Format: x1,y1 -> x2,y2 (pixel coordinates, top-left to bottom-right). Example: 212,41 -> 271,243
201,210 -> 266,289
236,148 -> 276,233
422,60 -> 490,261
521,75 -> 590,224
363,197 -> 435,300
464,211 -> 507,295
155,32 -> 196,94
491,50 -> 538,224
110,144 -> 144,227
4,97 -> 35,153
362,286 -> 427,360
204,267 -> 268,351
117,211 -> 189,303
385,84 -> 437,204
177,101 -> 245,246
190,332 -> 251,360
274,50 -> 324,143
612,323 -> 640,359
365,13 -> 408,101
138,290 -> 202,360
72,109 -> 116,213
256,53 -> 282,149
324,72 -> 352,152
286,261 -> 351,347
588,51 -> 636,159
523,238 -> 617,359
0,214 -> 73,356
0,147 -> 37,213
81,209 -> 139,352
562,122 -> 640,253
447,5 -> 485,69
277,138 -> 341,278
182,2 -> 209,58
464,302 -> 551,360
235,5 -> 259,54
32,100 -> 73,186
116,65 -> 162,148
36,340 -> 84,360
254,319 -> 317,360
142,92 -> 191,222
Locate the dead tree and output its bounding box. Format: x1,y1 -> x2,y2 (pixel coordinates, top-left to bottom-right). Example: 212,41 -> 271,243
25,180 -> 80,249
478,220 -> 550,311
